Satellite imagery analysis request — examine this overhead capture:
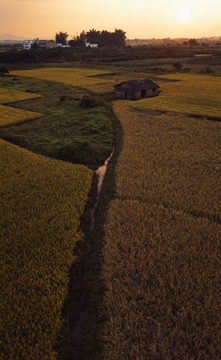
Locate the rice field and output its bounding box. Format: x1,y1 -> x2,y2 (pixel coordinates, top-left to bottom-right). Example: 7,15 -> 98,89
101,102 -> 221,359
0,104 -> 45,127
129,74 -> 221,119
0,87 -> 44,127
102,200 -> 221,360
0,87 -> 43,104
10,68 -> 114,88
113,103 -> 221,221
0,139 -> 93,360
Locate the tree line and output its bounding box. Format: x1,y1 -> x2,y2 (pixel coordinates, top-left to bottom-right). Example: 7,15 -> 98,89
56,29 -> 127,47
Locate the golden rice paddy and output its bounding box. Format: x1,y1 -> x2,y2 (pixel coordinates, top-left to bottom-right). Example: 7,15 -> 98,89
0,104 -> 44,127
128,74 -> 221,119
1,139 -> 92,359
0,87 -> 44,127
0,87 -> 43,104
10,68 -> 113,88
101,100 -> 221,359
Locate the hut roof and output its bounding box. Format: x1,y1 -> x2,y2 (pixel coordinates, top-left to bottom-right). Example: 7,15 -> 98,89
114,78 -> 160,92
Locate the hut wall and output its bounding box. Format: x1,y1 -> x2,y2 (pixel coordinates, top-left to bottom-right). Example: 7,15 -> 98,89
115,91 -> 126,99
127,91 -> 135,100
115,88 -> 159,100
144,89 -> 159,98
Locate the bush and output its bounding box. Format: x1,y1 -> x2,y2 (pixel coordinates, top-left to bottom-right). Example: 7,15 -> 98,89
58,139 -> 95,165
172,61 -> 183,70
200,66 -> 214,74
183,67 -> 190,72
0,65 -> 9,76
78,94 -> 98,108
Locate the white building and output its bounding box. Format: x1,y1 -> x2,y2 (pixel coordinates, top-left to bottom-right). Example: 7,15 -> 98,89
85,42 -> 98,48
57,40 -> 70,48
23,40 -> 35,50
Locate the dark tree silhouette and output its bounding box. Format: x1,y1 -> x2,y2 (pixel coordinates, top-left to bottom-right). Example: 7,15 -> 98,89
188,38 -> 198,46
70,31 -> 86,47
55,31 -> 68,45
85,28 -> 126,47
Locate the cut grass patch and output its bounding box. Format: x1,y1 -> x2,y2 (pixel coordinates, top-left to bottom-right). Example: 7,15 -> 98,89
0,75 -> 115,169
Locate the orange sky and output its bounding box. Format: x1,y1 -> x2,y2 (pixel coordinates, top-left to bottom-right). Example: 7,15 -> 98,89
1,0 -> 221,40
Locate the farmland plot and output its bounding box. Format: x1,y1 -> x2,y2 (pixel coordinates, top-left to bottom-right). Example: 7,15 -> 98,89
130,74 -> 221,119
0,88 -> 44,127
0,87 -> 43,104
113,104 -> 221,221
0,104 -> 44,127
10,68 -> 113,88
101,103 -> 221,359
0,139 -> 92,360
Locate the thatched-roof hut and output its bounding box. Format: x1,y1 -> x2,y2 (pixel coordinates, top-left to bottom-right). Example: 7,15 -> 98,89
114,78 -> 160,100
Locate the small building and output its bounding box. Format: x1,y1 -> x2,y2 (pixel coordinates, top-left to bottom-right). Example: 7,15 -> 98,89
39,40 -> 56,49
197,39 -> 204,45
114,78 -> 160,100
57,42 -> 70,48
23,40 -> 35,50
23,38 -> 57,50
85,42 -> 98,48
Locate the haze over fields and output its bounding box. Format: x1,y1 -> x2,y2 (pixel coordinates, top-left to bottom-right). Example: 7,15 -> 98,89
1,0 -> 221,41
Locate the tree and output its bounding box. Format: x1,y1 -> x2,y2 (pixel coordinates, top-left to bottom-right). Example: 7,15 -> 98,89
188,38 -> 198,46
172,61 -> 183,70
85,28 -> 126,47
85,29 -> 101,44
70,31 -> 86,47
55,31 -> 68,45
113,29 -> 127,47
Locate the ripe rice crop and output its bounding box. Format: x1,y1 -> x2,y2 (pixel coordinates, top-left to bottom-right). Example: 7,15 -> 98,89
113,103 -> 221,221
0,104 -> 45,127
0,87 -> 43,104
102,199 -> 221,359
0,139 -> 92,359
10,68 -> 113,88
130,74 -> 221,119
101,103 -> 221,359
195,54 -> 213,57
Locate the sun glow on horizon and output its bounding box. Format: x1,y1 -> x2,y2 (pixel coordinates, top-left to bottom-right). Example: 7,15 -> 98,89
178,6 -> 192,23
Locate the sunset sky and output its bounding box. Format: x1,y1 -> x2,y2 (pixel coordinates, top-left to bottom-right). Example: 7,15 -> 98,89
1,0 -> 221,40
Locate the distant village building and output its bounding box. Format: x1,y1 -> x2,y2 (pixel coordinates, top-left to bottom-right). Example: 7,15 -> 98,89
85,42 -> 98,48
23,38 -> 56,49
39,40 -> 56,49
57,41 -> 70,48
114,78 -> 160,100
126,39 -> 148,46
23,40 -> 35,50
197,39 -> 204,44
